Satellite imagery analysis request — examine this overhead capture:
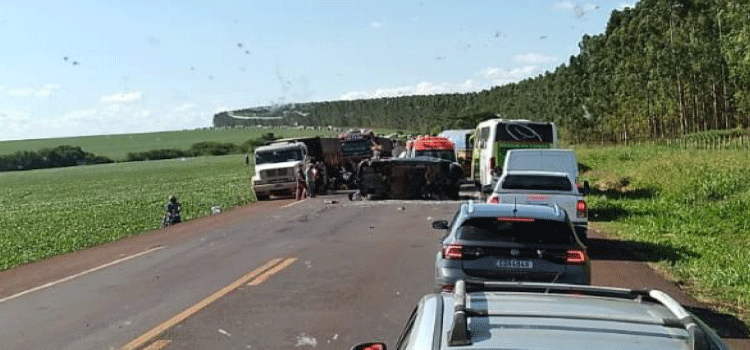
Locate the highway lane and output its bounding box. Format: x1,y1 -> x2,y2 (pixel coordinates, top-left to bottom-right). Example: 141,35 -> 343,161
0,194 -> 747,349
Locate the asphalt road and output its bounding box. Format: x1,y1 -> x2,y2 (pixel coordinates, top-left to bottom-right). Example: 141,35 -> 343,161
0,193 -> 747,350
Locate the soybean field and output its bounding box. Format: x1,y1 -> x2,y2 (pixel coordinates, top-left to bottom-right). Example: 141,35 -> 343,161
0,154 -> 254,270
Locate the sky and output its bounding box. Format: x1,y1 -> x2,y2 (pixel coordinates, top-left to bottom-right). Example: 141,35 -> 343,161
0,0 -> 634,141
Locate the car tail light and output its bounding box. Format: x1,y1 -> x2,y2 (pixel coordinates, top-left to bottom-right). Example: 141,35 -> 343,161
566,249 -> 587,264
576,200 -> 588,218
443,244 -> 463,260
487,194 -> 499,204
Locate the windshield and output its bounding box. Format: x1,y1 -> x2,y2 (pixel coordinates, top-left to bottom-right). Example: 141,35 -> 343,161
255,149 -> 303,165
495,122 -> 555,143
341,139 -> 372,157
458,218 -> 575,245
501,175 -> 572,191
414,150 -> 456,162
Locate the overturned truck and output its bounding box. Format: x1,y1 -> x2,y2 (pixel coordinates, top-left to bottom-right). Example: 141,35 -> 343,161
353,158 -> 463,200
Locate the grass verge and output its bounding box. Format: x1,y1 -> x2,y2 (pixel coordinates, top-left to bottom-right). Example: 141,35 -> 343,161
575,144 -> 750,322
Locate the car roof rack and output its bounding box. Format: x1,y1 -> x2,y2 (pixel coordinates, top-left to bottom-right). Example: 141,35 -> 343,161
446,280 -> 710,349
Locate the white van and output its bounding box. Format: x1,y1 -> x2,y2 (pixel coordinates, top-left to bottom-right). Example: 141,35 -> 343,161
503,149 -> 578,183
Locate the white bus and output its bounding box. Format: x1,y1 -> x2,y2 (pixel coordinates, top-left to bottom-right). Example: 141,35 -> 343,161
471,118 -> 558,189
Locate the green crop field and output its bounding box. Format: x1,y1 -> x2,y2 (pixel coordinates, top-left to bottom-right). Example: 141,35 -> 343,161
0,127 -> 339,161
0,154 -> 256,270
575,144 -> 750,321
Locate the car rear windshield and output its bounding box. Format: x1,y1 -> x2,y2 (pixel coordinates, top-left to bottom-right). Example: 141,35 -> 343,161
414,150 -> 456,162
457,218 -> 575,244
501,174 -> 572,191
341,139 -> 372,156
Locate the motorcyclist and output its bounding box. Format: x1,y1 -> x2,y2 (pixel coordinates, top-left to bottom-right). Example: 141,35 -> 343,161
164,195 -> 182,225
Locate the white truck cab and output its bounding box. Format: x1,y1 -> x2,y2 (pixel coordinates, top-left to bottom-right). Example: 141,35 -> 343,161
251,142 -> 308,200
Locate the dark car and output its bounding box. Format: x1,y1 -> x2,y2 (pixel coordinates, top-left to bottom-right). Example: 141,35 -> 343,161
433,201 -> 590,289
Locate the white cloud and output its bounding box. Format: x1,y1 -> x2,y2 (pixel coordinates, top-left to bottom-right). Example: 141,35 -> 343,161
553,1 -> 599,18
5,84 -> 60,98
0,109 -> 32,123
99,91 -> 142,103
513,53 -> 559,64
340,79 -> 481,100
618,2 -> 634,10
479,66 -> 541,85
174,103 -> 196,111
370,20 -> 383,29
553,1 -> 576,10
63,109 -> 98,123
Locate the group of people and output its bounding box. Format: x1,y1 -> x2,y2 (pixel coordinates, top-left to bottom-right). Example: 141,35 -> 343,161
295,161 -> 326,200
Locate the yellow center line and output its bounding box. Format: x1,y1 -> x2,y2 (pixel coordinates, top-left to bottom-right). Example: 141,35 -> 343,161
121,257 -> 285,350
247,257 -> 298,286
142,339 -> 171,350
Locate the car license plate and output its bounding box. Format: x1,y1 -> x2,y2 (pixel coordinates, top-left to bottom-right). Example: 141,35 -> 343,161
496,259 -> 533,269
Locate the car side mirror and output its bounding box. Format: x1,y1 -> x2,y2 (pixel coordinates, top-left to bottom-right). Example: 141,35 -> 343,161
350,342 -> 387,350
432,220 -> 449,230
481,184 -> 494,195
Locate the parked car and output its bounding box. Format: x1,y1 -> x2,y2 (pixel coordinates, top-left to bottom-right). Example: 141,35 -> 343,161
350,280 -> 732,350
433,201 -> 590,290
487,170 -> 589,243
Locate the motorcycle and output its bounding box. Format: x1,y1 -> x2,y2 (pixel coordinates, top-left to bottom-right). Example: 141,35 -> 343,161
161,211 -> 181,228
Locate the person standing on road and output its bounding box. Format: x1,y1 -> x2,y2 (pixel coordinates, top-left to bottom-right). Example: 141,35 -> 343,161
295,166 -> 307,200
305,161 -> 315,198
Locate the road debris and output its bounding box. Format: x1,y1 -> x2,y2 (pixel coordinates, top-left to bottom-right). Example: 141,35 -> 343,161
295,333 -> 317,347
218,328 -> 231,337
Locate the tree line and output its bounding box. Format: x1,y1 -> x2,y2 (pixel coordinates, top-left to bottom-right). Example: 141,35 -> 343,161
214,0 -> 749,143
0,133 -> 278,172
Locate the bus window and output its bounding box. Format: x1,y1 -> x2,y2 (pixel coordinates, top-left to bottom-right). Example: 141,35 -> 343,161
478,127 -> 490,149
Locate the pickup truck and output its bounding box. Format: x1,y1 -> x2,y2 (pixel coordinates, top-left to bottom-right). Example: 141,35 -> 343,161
486,170 -> 589,243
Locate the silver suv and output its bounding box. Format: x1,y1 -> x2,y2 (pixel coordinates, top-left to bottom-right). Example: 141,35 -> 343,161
350,280 -> 732,350
433,201 -> 590,289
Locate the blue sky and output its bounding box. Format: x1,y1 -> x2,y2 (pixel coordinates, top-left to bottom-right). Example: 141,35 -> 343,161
0,0 -> 634,141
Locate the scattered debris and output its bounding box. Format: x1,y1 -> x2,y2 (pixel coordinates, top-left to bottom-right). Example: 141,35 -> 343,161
398,206 -> 405,211
295,333 -> 317,347
218,328 -> 232,337
323,200 -> 337,204
369,225 -> 375,229
211,205 -> 222,214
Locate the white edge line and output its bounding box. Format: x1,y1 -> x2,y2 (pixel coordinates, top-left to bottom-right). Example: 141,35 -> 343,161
0,246 -> 165,304
281,199 -> 308,208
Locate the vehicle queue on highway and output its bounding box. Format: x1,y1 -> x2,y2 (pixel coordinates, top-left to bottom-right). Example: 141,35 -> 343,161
344,118 -> 733,349
248,117 -> 733,349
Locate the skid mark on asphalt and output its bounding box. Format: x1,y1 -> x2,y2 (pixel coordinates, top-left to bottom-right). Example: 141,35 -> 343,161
121,257 -> 297,350
0,246 -> 165,304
